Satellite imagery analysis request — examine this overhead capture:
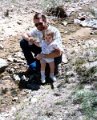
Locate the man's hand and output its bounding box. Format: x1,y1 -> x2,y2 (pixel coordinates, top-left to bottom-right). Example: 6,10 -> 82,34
29,37 -> 36,44
22,33 -> 35,44
36,49 -> 62,60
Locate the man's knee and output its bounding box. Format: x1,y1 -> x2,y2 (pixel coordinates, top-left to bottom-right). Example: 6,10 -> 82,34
20,39 -> 28,48
54,55 -> 62,65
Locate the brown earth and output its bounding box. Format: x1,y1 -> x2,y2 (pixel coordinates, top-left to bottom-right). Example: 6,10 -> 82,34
0,0 -> 97,116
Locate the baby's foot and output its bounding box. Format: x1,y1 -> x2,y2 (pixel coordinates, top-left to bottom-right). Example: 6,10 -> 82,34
50,76 -> 56,82
41,75 -> 46,83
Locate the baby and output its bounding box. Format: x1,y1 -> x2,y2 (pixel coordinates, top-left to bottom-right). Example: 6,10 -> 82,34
40,29 -> 62,83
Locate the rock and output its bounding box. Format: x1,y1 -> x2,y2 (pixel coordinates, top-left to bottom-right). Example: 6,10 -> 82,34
0,58 -> 8,72
12,97 -> 19,102
74,19 -> 81,24
62,20 -> 68,26
6,68 -> 15,73
46,6 -> 67,18
14,52 -> 25,59
30,97 -> 37,103
66,71 -> 75,77
4,9 -> 9,17
13,74 -> 21,84
93,81 -> 97,88
7,55 -> 14,62
82,61 -> 97,69
84,85 -> 94,90
91,7 -> 97,18
17,21 -> 22,25
0,44 -> 4,49
62,53 -> 68,63
74,18 -> 97,28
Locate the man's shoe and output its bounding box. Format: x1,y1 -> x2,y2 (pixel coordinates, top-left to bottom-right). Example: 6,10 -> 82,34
23,67 -> 33,76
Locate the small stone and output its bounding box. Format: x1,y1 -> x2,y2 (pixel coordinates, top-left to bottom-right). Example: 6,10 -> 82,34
13,74 -> 20,84
0,58 -> 8,72
12,97 -> 19,101
62,53 -> 68,63
7,55 -> 14,62
0,44 -> 4,49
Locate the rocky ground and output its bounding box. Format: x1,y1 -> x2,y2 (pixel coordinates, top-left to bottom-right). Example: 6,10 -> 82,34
0,0 -> 97,120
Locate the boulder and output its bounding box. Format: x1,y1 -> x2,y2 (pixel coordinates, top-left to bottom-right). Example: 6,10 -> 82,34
0,58 -> 8,73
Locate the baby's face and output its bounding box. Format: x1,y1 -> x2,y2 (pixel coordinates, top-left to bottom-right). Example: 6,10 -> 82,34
45,34 -> 53,44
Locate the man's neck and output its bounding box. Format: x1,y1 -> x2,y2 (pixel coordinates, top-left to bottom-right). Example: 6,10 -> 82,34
44,24 -> 49,30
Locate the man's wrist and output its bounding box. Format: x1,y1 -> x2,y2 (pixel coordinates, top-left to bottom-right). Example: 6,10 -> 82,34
42,54 -> 45,58
42,54 -> 47,58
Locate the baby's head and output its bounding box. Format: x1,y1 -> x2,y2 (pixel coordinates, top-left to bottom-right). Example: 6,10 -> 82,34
44,29 -> 54,44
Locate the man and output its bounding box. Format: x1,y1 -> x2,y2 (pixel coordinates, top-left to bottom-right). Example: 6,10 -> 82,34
20,13 -> 63,76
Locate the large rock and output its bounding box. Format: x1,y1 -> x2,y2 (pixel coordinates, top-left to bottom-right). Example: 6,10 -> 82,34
0,58 -> 8,72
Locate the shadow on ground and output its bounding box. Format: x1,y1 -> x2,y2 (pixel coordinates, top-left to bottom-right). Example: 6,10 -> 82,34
17,71 -> 54,91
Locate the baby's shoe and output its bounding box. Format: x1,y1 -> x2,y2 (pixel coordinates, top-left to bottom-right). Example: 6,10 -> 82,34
50,76 -> 57,82
41,75 -> 46,83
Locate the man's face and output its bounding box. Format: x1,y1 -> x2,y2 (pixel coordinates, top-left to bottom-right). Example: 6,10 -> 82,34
34,18 -> 46,31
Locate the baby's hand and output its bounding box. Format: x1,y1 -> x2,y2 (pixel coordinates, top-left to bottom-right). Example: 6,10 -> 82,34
35,54 -> 44,60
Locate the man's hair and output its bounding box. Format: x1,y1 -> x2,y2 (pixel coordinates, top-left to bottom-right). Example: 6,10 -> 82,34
33,13 -> 46,22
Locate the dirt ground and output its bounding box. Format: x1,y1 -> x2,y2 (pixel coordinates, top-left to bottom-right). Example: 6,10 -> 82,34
0,0 -> 97,119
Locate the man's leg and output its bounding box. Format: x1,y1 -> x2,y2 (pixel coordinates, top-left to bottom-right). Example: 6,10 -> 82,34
20,39 -> 41,65
54,55 -> 62,75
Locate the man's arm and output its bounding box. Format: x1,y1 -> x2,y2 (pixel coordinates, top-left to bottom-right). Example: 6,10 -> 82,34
44,49 -> 62,58
22,33 -> 36,44
22,33 -> 31,41
36,49 -> 63,60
